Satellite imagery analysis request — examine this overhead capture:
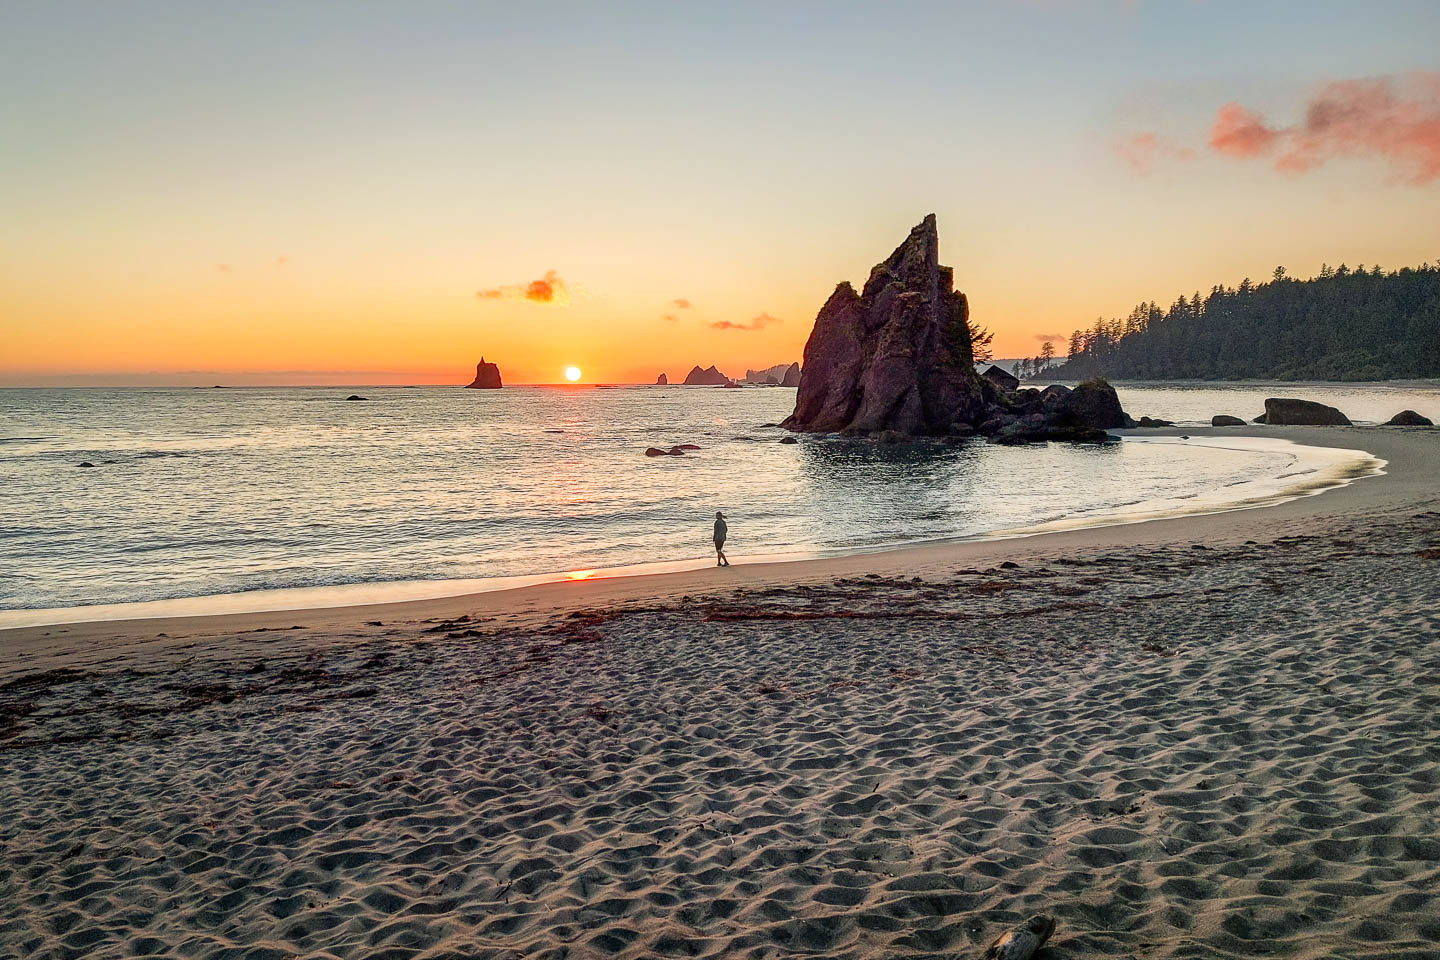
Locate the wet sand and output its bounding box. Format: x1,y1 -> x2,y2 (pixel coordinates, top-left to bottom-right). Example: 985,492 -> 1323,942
2,425 -> 1438,958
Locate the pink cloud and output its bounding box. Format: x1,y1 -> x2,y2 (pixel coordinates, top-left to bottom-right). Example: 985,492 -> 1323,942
1114,132 -> 1195,175
1210,73 -> 1440,185
672,298 -> 691,309
476,270 -> 570,305
710,313 -> 780,332
1209,102 -> 1282,158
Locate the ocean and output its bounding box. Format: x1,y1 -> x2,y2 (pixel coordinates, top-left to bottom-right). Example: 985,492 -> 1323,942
1,381 -> 1434,623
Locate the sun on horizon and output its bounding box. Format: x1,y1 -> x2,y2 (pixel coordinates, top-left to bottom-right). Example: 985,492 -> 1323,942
564,366 -> 582,382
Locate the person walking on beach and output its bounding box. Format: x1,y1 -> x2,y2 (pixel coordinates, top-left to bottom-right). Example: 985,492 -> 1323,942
713,511 -> 730,567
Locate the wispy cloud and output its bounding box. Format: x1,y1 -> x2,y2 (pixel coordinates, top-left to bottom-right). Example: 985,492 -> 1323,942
711,313 -> 780,332
1034,332 -> 1065,343
476,270 -> 570,305
1113,131 -> 1195,176
671,298 -> 691,309
1210,73 -> 1440,185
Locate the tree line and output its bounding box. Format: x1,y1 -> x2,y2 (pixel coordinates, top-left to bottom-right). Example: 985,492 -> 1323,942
1041,261 -> 1440,381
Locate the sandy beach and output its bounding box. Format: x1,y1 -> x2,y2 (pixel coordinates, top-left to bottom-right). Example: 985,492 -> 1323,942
3,425 -> 1439,959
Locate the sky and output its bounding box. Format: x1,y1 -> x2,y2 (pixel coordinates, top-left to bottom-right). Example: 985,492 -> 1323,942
2,0 -> 1438,386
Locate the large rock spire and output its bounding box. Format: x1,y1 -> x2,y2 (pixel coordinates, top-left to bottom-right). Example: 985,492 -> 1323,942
782,215 -> 986,435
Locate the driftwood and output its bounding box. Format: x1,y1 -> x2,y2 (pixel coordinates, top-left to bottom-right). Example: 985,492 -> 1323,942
983,915 -> 1056,960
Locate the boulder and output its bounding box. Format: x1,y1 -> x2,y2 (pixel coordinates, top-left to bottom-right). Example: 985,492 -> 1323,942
344,395 -> 369,401
982,364 -> 1020,393
1038,384 -> 1071,409
1053,379 -> 1134,430
1385,409 -> 1433,426
655,373 -> 668,385
782,215 -> 987,435
1137,416 -> 1174,428
77,461 -> 95,468
780,362 -> 802,387
466,357 -> 503,389
676,443 -> 701,450
683,364 -> 732,386
644,447 -> 684,457
1259,398 -> 1351,425
722,380 -> 740,389
1212,415 -> 1246,426
779,436 -> 798,444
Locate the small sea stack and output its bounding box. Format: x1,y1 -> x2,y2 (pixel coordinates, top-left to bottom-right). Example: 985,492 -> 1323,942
466,358 -> 503,389
655,373 -> 668,385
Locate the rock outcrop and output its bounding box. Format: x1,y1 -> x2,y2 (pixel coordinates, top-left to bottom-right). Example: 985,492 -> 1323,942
1257,398 -> 1351,425
655,373 -> 668,385
466,358 -> 503,389
1385,409 -> 1433,426
683,365 -> 732,386
1212,415 -> 1246,426
1052,379 -> 1135,430
982,365 -> 1020,393
782,215 -> 1132,443
780,362 -> 802,387
782,215 -> 987,435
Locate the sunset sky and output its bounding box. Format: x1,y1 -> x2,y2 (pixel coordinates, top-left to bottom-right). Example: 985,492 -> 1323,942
3,1 -> 1438,385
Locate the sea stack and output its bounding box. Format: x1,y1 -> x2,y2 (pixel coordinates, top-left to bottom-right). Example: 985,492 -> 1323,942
782,214 -> 987,435
780,362 -> 801,387
683,365 -> 732,386
655,373 -> 668,385
466,357 -> 503,389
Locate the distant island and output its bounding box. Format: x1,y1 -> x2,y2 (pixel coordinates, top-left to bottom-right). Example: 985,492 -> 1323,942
465,358 -> 503,389
1045,262 -> 1440,382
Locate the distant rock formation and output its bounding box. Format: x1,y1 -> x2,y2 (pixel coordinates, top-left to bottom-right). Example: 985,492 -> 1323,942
655,373 -> 668,385
782,215 -> 988,435
780,362 -> 801,387
743,362 -> 802,385
1257,398 -> 1350,425
466,357 -> 503,389
1212,414 -> 1246,426
683,365 -> 732,386
1385,409 -> 1433,426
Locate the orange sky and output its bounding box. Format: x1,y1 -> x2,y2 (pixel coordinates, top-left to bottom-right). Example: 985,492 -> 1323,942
3,4 -> 1438,386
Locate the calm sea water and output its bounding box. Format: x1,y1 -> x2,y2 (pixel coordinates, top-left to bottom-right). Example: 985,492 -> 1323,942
1,381 -> 1433,613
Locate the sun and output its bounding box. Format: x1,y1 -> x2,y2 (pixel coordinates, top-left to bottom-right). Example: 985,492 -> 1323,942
564,366 -> 582,382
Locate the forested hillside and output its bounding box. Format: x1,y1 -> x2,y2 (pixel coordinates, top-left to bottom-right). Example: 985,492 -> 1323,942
1046,263 -> 1440,381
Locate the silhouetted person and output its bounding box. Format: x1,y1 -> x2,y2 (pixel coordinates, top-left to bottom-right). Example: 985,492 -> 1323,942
713,511 -> 729,567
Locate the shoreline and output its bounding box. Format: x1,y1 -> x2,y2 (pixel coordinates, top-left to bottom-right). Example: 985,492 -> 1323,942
0,432 -> 1382,632
2,425 -> 1432,674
